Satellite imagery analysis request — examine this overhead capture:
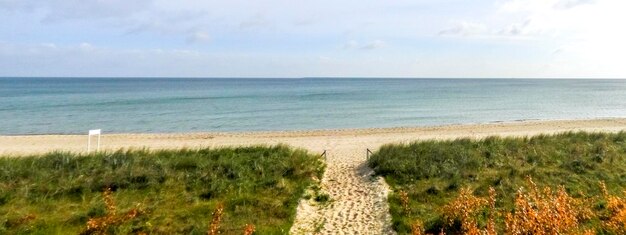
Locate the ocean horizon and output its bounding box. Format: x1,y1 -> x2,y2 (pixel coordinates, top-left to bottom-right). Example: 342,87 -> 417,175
2,77 -> 626,135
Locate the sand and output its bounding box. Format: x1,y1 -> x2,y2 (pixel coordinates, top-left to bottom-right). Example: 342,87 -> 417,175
2,118 -> 626,234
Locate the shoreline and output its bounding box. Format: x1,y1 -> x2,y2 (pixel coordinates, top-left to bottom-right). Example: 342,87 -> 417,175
0,117 -> 619,137
1,117 -> 622,136
2,118 -> 626,155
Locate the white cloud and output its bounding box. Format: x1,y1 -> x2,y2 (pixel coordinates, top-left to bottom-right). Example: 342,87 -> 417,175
0,0 -> 36,11
0,0 -> 155,21
343,40 -> 359,50
498,19 -> 534,36
438,21 -> 487,36
497,0 -> 626,76
343,40 -> 386,50
553,0 -> 596,10
39,43 -> 57,49
78,42 -> 93,50
360,40 -> 386,50
239,14 -> 271,29
186,31 -> 211,44
293,18 -> 315,27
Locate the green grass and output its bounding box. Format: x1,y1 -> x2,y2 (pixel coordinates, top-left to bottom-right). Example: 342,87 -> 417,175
368,131 -> 626,234
0,145 -> 324,234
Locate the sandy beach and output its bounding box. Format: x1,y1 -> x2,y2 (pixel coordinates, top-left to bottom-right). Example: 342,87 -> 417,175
2,118 -> 626,156
2,118 -> 626,234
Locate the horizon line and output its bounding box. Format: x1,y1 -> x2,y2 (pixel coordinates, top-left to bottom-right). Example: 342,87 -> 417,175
1,76 -> 626,80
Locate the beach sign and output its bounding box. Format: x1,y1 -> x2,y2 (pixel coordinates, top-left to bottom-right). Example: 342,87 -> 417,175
87,129 -> 101,152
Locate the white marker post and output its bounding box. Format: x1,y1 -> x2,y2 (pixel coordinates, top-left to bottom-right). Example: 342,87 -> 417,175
88,129 -> 101,153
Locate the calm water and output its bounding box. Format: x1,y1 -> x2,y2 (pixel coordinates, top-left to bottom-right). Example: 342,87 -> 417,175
1,78 -> 625,134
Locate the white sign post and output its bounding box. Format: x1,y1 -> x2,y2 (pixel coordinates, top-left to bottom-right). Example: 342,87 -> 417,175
88,129 -> 101,153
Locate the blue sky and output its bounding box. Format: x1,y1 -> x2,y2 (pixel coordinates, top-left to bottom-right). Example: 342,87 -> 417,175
0,0 -> 624,78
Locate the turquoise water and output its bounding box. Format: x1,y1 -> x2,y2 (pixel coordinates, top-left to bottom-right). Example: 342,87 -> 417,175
1,78 -> 625,134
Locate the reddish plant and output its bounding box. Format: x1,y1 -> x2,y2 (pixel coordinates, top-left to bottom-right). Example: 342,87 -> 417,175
208,203 -> 225,235
83,187 -> 144,235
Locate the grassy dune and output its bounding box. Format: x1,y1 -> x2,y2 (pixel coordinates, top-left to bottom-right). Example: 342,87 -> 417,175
0,145 -> 324,234
369,131 -> 626,234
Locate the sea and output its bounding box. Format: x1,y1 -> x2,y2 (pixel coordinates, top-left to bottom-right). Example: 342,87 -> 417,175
1,77 -> 625,135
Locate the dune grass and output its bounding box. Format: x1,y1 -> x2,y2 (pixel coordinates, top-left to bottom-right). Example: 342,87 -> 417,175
0,145 -> 324,234
368,131 -> 626,234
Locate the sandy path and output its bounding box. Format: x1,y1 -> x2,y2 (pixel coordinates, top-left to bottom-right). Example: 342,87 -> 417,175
2,118 -> 626,233
289,138 -> 394,234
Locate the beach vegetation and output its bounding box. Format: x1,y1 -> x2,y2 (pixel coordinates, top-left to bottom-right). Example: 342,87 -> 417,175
0,145 -> 324,234
368,131 -> 626,234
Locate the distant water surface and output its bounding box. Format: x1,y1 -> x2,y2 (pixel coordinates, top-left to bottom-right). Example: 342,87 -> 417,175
1,78 -> 625,134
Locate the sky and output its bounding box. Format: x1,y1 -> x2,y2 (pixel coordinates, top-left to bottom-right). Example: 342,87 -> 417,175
0,0 -> 625,78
